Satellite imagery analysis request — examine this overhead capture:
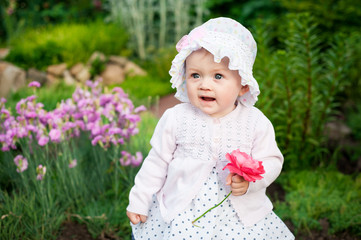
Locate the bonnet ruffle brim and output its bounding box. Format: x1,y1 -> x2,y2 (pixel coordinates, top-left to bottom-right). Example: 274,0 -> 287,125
169,17 -> 260,107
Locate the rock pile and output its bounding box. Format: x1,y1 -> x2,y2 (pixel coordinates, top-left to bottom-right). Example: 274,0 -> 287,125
0,49 -> 147,98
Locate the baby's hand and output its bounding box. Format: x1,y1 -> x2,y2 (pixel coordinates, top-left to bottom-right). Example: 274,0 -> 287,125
226,173 -> 249,196
126,211 -> 148,225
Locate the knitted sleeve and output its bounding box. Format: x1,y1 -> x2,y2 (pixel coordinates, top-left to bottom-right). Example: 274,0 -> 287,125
247,111 -> 284,194
127,107 -> 177,216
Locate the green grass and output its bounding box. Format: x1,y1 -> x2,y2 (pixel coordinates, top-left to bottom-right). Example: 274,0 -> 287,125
4,81 -> 75,112
118,75 -> 174,108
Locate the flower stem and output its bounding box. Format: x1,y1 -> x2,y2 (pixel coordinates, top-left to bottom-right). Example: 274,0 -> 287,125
192,191 -> 232,227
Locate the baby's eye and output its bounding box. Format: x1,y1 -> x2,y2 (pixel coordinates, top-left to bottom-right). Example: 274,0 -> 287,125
215,74 -> 223,80
191,73 -> 200,79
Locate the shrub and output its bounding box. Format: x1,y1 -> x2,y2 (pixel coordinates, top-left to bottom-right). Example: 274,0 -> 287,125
253,13 -> 353,169
5,20 -> 129,70
275,169 -> 361,237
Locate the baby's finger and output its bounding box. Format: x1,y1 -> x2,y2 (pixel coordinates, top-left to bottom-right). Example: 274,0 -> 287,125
127,211 -> 141,225
226,173 -> 236,185
140,215 -> 148,223
231,174 -> 244,183
232,187 -> 247,196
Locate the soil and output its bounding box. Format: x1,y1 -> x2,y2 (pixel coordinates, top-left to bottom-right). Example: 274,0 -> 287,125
56,94 -> 360,240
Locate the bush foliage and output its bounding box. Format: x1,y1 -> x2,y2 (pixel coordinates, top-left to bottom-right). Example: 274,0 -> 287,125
275,170 -> 361,236
4,20 -> 129,70
253,13 -> 356,169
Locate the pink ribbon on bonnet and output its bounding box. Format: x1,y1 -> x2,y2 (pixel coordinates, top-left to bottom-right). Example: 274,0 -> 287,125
176,26 -> 207,52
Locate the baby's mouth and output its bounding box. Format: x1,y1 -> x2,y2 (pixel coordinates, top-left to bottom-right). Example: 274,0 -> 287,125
200,96 -> 216,101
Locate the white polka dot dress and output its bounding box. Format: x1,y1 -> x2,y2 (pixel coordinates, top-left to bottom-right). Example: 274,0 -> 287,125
131,167 -> 294,239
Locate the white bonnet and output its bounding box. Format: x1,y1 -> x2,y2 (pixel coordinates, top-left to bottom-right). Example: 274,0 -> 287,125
169,17 -> 260,107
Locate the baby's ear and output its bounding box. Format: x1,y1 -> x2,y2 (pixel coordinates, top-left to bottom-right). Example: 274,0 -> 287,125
238,85 -> 249,96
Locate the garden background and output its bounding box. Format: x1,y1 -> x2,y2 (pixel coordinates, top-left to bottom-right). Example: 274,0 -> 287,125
0,0 -> 360,239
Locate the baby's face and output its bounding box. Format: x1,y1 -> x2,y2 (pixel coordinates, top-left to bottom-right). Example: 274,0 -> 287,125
185,48 -> 248,118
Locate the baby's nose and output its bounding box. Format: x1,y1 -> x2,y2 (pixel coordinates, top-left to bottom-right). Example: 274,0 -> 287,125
199,77 -> 212,90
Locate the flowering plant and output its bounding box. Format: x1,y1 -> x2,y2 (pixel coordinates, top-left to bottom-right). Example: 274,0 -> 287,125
192,150 -> 265,227
1,78 -> 147,238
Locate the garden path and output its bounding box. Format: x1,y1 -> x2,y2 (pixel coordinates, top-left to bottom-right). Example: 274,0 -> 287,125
150,93 -> 181,118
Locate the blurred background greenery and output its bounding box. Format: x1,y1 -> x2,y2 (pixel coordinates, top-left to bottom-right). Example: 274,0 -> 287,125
0,0 -> 360,239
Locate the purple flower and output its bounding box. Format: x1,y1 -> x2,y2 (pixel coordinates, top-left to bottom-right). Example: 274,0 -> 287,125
68,159 -> 77,168
26,95 -> 37,102
38,136 -> 49,146
36,164 -> 46,180
86,80 -> 99,88
62,122 -> 76,132
49,129 -> 61,142
132,152 -> 143,167
16,126 -> 28,138
112,87 -> 126,97
109,127 -> 122,135
99,94 -> 113,106
75,120 -> 85,130
28,81 -> 41,88
91,135 -> 103,146
14,155 -> 28,173
0,97 -> 6,104
91,124 -> 102,136
134,105 -> 147,113
119,151 -> 132,166
1,108 -> 11,118
15,99 -> 26,115
24,111 -> 37,119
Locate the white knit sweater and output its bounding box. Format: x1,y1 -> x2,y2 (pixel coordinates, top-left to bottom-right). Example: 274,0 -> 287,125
127,102 -> 284,227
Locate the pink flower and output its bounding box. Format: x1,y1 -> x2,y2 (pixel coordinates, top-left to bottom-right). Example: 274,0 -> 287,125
68,159 -> 77,168
36,164 -> 46,180
38,135 -> 49,146
134,105 -> 146,113
119,151 -> 132,166
28,81 -> 41,88
223,150 -> 265,182
132,152 -> 143,167
14,155 -> 28,173
91,135 -> 103,146
49,129 -> 61,142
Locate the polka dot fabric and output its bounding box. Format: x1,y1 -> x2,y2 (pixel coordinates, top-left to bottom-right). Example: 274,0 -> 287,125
131,168 -> 294,239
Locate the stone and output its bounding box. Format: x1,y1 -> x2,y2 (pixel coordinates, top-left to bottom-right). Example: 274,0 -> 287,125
27,68 -> 47,85
101,64 -> 125,85
63,70 -> 76,86
324,121 -> 352,141
87,51 -> 106,66
47,63 -> 67,77
0,48 -> 10,59
109,56 -> 128,68
76,67 -> 91,83
70,63 -> 84,76
0,62 -> 26,98
124,61 -> 147,77
46,73 -> 59,86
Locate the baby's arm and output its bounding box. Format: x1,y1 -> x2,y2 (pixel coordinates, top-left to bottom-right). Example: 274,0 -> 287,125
226,173 -> 249,196
127,108 -> 177,222
126,210 -> 147,225
248,114 -> 283,193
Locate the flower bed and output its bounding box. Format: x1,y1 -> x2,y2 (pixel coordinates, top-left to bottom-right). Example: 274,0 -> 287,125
0,79 -> 146,239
